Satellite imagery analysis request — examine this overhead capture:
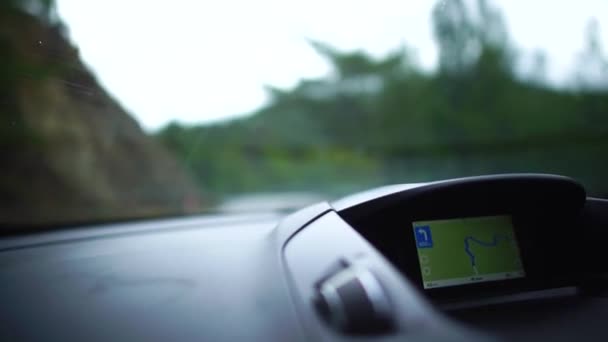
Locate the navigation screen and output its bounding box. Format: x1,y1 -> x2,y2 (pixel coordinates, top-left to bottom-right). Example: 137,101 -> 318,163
413,215 -> 525,289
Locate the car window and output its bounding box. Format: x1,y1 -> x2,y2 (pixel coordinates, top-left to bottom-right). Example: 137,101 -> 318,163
1,0 -> 607,226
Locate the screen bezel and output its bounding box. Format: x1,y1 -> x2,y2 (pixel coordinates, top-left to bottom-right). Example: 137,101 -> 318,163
337,176 -> 586,303
401,210 -> 578,302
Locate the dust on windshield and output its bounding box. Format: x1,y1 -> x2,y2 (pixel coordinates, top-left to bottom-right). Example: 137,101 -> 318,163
1,0 -> 607,226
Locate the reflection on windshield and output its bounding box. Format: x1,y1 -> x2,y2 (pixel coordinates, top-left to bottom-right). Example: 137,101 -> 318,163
1,0 -> 607,226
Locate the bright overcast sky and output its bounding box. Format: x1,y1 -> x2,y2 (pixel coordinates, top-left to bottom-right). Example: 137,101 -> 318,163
56,0 -> 608,131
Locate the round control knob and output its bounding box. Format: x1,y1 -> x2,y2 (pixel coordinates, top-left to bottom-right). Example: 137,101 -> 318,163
314,266 -> 394,334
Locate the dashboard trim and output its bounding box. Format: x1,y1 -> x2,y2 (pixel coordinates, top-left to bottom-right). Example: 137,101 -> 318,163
439,286 -> 580,311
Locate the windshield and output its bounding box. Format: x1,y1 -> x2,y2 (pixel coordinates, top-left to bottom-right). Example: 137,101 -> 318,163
1,0 -> 607,226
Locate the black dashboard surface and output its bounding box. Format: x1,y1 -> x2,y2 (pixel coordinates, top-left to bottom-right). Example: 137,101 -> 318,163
0,213 -> 307,341
1,175 -> 607,342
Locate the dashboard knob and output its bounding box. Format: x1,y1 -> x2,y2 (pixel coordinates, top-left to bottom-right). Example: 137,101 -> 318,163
314,266 -> 394,334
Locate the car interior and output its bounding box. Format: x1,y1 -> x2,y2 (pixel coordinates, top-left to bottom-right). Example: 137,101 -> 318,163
1,174 -> 607,341
2,0 -> 608,341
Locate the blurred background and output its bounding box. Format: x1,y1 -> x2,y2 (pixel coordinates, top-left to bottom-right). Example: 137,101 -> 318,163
1,0 -> 607,225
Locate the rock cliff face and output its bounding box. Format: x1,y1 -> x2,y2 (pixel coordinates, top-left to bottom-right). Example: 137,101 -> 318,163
1,8 -> 201,225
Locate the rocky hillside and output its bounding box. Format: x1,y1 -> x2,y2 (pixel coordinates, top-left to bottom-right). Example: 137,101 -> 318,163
0,6 -> 201,225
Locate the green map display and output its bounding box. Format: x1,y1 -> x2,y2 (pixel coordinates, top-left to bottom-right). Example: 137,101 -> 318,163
413,215 -> 525,289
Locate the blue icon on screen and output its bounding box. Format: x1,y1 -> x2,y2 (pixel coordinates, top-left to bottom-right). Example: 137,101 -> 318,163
414,225 -> 433,248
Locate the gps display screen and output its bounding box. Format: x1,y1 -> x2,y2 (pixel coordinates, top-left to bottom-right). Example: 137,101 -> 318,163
413,215 -> 525,289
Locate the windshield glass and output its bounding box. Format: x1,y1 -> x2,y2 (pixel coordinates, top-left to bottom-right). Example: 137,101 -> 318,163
2,0 -> 607,226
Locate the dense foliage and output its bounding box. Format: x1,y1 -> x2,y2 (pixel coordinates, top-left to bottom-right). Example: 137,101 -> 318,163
157,0 -> 608,201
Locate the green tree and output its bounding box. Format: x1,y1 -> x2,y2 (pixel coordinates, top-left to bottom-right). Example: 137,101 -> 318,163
157,0 -> 608,199
574,19 -> 608,90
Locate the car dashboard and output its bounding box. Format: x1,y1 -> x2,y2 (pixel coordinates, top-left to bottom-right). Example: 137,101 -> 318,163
1,174 -> 607,341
